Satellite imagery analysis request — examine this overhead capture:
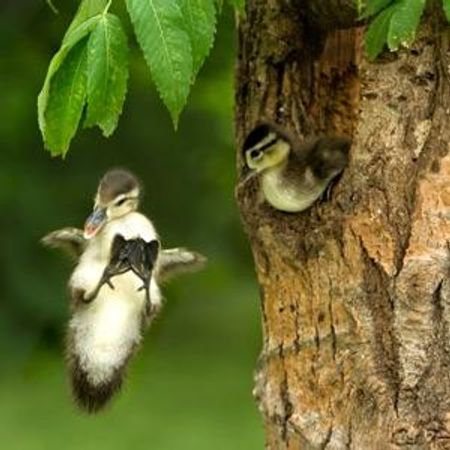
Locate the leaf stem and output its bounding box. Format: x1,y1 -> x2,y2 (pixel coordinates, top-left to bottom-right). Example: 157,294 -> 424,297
46,0 -> 59,14
104,0 -> 113,14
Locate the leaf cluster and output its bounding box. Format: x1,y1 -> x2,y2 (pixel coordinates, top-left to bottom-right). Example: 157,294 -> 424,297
38,0 -> 243,156
362,0 -> 450,60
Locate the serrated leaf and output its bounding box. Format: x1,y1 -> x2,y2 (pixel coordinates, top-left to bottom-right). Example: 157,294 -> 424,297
179,0 -> 217,76
387,0 -> 425,51
444,0 -> 450,23
41,39 -> 88,156
85,14 -> 129,136
63,14 -> 103,48
64,0 -> 109,40
38,15 -> 100,141
126,0 -> 193,126
365,5 -> 395,60
360,0 -> 393,19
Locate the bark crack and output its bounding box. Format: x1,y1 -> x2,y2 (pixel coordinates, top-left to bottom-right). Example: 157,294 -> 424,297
432,280 -> 444,335
327,278 -> 337,362
347,417 -> 353,450
320,425 -> 333,450
279,345 -> 293,443
359,237 -> 401,411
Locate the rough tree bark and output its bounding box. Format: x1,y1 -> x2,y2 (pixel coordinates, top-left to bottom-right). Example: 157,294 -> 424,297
235,2 -> 450,449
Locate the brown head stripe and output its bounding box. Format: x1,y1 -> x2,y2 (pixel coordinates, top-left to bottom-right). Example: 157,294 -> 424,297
98,169 -> 140,203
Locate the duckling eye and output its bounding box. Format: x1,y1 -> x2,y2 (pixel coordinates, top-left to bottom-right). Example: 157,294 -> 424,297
250,149 -> 262,160
115,198 -> 127,207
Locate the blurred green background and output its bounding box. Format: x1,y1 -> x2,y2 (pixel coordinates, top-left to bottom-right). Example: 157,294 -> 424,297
0,1 -> 263,449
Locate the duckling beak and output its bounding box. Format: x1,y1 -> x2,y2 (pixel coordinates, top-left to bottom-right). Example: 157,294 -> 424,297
84,207 -> 107,239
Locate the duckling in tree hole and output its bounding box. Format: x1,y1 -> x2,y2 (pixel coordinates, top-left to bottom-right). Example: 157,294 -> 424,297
241,122 -> 351,212
42,169 -> 206,413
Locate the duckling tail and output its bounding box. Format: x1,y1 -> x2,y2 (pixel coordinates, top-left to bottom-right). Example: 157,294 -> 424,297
69,356 -> 125,414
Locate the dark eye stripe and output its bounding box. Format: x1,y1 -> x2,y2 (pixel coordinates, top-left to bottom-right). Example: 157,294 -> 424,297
115,196 -> 138,206
115,198 -> 127,206
254,138 -> 277,154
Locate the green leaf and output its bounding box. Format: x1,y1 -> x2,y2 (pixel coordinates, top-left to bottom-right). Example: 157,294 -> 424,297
365,5 -> 395,60
37,15 -> 100,144
179,0 -> 217,76
40,39 -> 88,156
444,0 -> 450,23
64,0 -> 109,40
387,0 -> 425,51
63,14 -> 104,48
360,0 -> 393,19
85,14 -> 129,136
126,0 -> 193,126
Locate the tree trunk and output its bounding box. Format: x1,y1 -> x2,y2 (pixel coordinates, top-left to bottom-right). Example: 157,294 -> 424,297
235,2 -> 450,449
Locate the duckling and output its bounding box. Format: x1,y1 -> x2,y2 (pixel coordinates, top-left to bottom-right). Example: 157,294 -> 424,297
44,169 -> 206,414
241,122 -> 351,212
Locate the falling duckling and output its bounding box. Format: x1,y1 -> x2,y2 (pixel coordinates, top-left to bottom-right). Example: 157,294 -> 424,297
241,122 -> 351,212
42,169 -> 206,413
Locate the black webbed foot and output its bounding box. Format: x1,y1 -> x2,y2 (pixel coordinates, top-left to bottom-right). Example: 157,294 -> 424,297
145,296 -> 152,316
323,181 -> 334,202
132,240 -> 159,315
135,281 -> 151,312
85,266 -> 125,302
87,235 -> 160,308
319,172 -> 344,204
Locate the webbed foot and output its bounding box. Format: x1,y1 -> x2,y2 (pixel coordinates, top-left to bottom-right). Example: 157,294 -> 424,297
84,278 -> 116,302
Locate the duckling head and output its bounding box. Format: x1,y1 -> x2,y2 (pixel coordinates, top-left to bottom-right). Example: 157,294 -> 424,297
243,123 -> 291,172
84,169 -> 141,239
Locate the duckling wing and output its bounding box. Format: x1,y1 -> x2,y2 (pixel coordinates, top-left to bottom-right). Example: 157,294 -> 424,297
41,227 -> 86,261
156,248 -> 207,283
